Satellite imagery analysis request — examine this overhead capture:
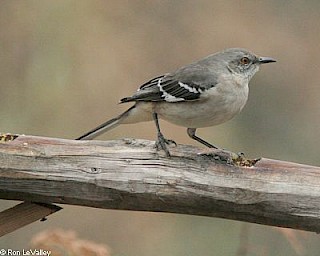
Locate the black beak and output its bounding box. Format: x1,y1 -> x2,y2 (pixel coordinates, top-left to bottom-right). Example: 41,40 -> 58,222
258,56 -> 276,64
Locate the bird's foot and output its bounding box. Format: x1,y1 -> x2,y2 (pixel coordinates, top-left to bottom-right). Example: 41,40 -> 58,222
155,133 -> 177,157
198,149 -> 260,167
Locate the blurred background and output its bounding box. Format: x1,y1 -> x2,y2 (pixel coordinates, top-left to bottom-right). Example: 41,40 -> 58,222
1,0 -> 320,255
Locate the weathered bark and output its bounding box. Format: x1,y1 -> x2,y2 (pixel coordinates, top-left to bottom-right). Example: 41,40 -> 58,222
0,135 -> 320,233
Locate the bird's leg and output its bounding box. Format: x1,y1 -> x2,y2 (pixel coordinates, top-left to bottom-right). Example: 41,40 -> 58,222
153,113 -> 176,156
187,128 -> 218,148
187,128 -> 259,166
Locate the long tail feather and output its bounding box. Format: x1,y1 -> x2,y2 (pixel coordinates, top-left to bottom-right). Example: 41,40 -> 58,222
76,106 -> 135,140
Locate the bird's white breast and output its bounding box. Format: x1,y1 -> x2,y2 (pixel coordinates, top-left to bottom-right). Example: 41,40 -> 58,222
155,80 -> 249,128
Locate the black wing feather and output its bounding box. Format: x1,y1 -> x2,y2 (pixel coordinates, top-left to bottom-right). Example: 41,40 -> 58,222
120,62 -> 218,103
120,75 -> 165,103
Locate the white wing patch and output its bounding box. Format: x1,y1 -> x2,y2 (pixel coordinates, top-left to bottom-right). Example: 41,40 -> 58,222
157,78 -> 185,102
178,82 -> 204,94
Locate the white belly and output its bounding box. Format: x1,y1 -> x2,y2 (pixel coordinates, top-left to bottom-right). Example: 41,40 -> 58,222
155,85 -> 249,128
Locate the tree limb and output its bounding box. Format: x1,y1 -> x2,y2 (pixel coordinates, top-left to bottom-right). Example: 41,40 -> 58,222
0,202 -> 61,236
0,134 -> 320,233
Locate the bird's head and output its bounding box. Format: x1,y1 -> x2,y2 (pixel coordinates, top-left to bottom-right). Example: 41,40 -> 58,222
219,48 -> 276,81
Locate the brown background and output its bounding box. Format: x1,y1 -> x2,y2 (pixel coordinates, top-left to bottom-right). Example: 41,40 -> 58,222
1,1 -> 320,255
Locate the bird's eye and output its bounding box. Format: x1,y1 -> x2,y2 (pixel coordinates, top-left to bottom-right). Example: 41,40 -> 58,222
240,57 -> 250,65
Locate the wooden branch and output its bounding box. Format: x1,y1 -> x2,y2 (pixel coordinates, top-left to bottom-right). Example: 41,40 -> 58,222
0,134 -> 320,233
0,202 -> 61,237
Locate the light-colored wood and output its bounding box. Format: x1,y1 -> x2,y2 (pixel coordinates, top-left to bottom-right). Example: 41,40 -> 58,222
0,202 -> 61,236
0,135 -> 320,233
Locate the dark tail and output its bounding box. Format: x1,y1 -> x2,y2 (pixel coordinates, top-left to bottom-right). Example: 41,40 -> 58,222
76,106 -> 135,140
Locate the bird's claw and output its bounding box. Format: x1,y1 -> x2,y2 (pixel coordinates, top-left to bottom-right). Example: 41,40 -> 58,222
155,133 -> 177,157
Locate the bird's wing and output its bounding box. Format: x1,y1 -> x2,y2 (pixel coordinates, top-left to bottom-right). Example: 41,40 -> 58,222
120,64 -> 218,103
120,75 -> 165,103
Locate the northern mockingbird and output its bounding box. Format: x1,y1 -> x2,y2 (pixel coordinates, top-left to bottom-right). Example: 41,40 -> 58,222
77,48 -> 276,156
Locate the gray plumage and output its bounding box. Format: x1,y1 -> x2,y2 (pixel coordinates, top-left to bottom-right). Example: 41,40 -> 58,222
77,48 -> 276,156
